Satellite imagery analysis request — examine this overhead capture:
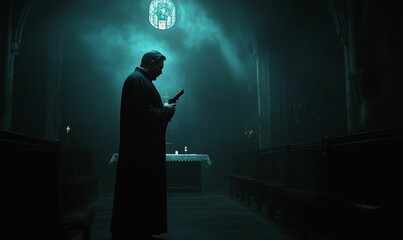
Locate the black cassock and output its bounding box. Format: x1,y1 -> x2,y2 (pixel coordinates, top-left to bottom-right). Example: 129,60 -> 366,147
110,67 -> 173,236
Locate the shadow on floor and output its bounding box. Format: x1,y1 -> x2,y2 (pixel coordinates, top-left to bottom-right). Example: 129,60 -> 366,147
85,187 -> 296,240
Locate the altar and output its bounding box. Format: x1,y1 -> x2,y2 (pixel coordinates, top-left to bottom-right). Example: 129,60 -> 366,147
109,153 -> 212,192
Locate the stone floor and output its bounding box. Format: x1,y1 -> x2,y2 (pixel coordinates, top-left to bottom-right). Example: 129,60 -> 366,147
83,188 -> 297,240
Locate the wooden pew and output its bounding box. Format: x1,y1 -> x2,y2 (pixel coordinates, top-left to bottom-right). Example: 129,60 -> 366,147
257,143 -> 323,226
1,130 -> 62,239
230,142 -> 324,224
0,130 -> 98,239
254,145 -> 290,220
319,129 -> 399,239
58,145 -> 99,216
229,149 -> 260,205
282,129 -> 400,240
230,127 -> 400,239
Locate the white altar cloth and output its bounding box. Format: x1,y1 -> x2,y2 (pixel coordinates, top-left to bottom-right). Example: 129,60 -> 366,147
109,153 -> 212,167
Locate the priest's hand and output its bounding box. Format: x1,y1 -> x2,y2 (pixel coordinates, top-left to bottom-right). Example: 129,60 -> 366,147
164,103 -> 176,118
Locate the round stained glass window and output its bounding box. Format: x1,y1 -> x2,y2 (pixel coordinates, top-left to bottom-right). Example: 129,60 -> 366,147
149,0 -> 176,30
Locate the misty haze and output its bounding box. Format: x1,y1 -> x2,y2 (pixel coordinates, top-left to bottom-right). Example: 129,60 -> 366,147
1,0 -> 400,239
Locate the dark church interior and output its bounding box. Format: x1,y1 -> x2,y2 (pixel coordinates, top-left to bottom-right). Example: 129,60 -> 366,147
1,0 -> 401,239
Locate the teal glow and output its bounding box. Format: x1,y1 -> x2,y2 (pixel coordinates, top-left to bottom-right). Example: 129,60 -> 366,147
149,0 -> 176,30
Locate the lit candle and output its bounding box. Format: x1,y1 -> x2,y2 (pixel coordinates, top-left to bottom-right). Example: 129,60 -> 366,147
65,125 -> 71,144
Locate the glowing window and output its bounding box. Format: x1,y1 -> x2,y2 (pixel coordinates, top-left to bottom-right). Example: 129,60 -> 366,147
149,0 -> 176,30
